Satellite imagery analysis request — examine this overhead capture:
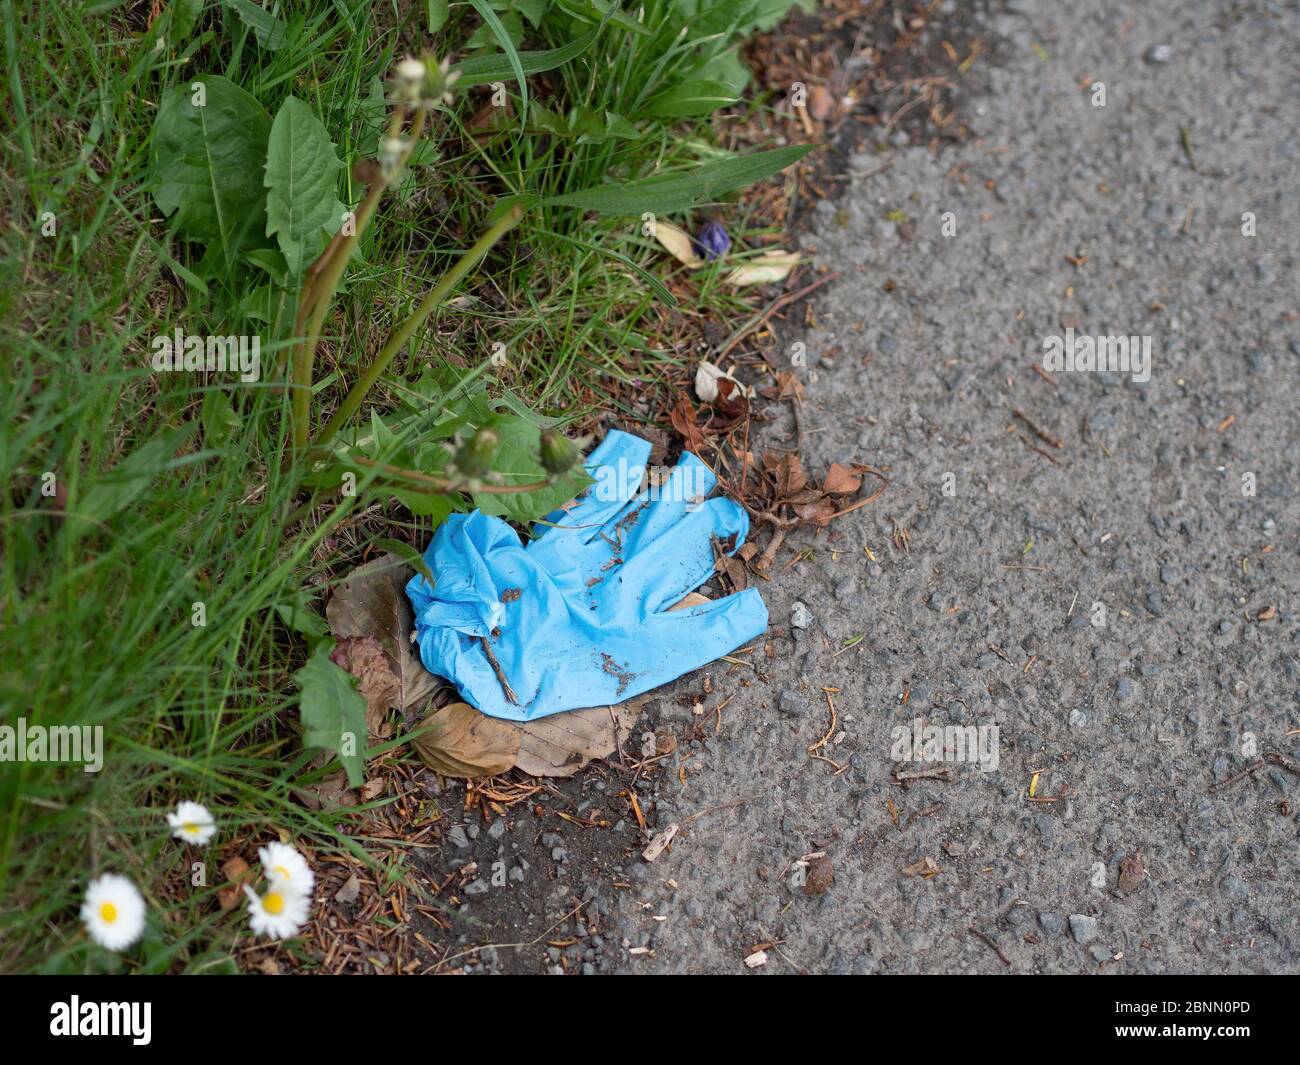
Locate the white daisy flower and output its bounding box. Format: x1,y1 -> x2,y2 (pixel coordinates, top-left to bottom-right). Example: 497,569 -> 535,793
243,884 -> 311,940
258,841 -> 315,897
166,800 -> 216,845
81,874 -> 146,952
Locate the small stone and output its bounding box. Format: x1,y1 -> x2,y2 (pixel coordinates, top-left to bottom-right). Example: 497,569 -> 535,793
1115,677 -> 1140,703
333,874 -> 361,905
778,689 -> 807,717
1144,44 -> 1173,64
1220,874 -> 1249,898
791,602 -> 813,630
487,819 -> 507,840
1069,913 -> 1099,944
1069,708 -> 1088,729
1039,912 -> 1064,936
464,878 -> 489,897
448,825 -> 471,849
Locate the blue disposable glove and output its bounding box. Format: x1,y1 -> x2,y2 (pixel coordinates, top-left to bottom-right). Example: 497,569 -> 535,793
406,430 -> 768,721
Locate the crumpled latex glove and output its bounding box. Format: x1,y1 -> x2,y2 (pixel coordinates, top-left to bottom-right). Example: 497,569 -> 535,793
406,430 -> 768,721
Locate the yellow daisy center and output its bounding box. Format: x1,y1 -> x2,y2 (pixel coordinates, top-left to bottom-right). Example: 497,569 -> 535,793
184,823 -> 198,834
99,901 -> 118,923
264,892 -> 285,915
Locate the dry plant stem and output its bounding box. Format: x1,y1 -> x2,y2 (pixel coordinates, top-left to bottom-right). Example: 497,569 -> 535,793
337,453 -> 556,495
313,204 -> 526,449
290,104 -> 426,450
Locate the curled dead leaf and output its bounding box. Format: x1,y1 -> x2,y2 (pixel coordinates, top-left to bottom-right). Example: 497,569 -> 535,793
670,395 -> 710,454
822,462 -> 864,495
329,635 -> 400,738
412,701 -> 521,778
326,554 -> 441,714
763,451 -> 807,498
793,497 -> 838,527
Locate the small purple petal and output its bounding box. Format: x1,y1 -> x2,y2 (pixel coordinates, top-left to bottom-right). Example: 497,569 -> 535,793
693,221 -> 731,261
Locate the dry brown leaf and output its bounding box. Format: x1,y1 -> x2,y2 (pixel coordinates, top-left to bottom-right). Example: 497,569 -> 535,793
329,635 -> 400,738
808,84 -> 834,121
793,497 -> 838,527
326,554 -> 440,714
669,395 -> 710,453
292,769 -> 357,812
762,370 -> 805,400
764,452 -> 807,497
412,701 -> 521,778
515,698 -> 643,778
217,856 -> 252,912
715,553 -> 749,592
902,856 -> 940,877
823,462 -> 864,495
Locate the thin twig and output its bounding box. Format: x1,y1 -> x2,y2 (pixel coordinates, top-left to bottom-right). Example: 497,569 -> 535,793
1012,408 -> 1064,450
967,926 -> 1012,967
478,636 -> 518,705
714,272 -> 839,363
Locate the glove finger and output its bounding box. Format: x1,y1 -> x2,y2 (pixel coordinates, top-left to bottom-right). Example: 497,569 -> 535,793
614,496 -> 749,613
532,430 -> 651,545
617,452 -> 718,558
648,586 -> 768,655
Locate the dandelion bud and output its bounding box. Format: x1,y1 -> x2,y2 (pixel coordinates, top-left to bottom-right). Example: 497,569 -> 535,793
454,428 -> 500,479
422,55 -> 460,106
538,430 -> 580,475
